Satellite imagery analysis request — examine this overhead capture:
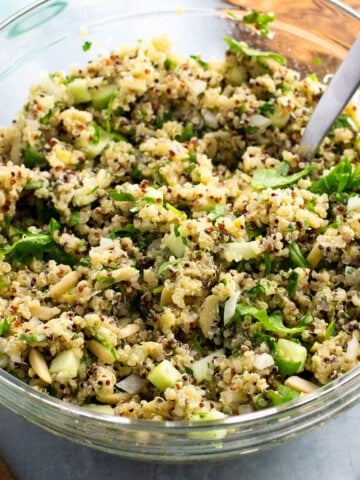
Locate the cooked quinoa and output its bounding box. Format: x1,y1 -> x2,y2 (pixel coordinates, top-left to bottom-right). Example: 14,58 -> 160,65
0,35 -> 359,420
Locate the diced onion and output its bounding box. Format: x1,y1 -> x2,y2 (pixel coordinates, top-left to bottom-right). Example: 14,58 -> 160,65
346,331 -> 360,361
248,114 -> 272,129
253,353 -> 274,370
116,374 -> 146,394
223,291 -> 240,325
202,109 -> 219,129
347,196 -> 360,212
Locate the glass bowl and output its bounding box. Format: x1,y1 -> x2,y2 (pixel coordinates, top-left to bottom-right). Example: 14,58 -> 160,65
0,0 -> 360,462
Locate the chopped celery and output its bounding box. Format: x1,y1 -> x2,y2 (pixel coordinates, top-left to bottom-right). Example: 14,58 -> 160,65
164,225 -> 187,258
188,410 -> 227,440
274,338 -> 307,376
191,350 -> 225,383
67,78 -> 92,104
91,84 -> 117,110
83,404 -> 114,415
147,359 -> 182,391
78,125 -> 110,159
49,350 -> 80,378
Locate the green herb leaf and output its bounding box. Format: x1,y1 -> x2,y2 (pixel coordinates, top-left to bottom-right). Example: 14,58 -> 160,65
49,218 -> 61,236
96,275 -> 115,285
310,156 -> 354,195
164,58 -> 177,70
82,40 -> 92,52
0,318 -> 11,336
325,319 -> 336,339
259,101 -> 275,117
242,10 -> 275,37
24,146 -> 48,170
189,54 -> 209,68
108,191 -> 135,202
252,164 -> 312,190
207,204 -> 227,222
69,211 -> 80,227
109,224 -> 141,239
23,181 -> 44,190
288,242 -> 309,268
1,230 -> 77,267
224,36 -> 286,65
157,259 -> 182,277
175,123 -> 194,142
331,113 -> 355,132
255,383 -> 300,409
39,109 -> 53,125
286,271 -> 299,297
19,333 -> 47,343
234,303 -> 307,335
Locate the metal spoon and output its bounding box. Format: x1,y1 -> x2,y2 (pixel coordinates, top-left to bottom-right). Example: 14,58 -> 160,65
298,36 -> 360,161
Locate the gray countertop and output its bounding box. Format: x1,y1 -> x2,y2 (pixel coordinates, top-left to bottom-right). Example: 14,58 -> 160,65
1,403 -> 360,480
1,1 -> 360,479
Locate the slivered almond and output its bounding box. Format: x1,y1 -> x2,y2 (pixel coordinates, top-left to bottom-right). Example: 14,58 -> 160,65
48,270 -> 79,299
118,324 -> 140,339
284,375 -> 318,394
96,392 -> 131,404
87,340 -> 116,364
111,267 -> 138,282
160,285 -> 173,306
199,295 -> 219,338
29,302 -> 61,321
28,348 -> 52,384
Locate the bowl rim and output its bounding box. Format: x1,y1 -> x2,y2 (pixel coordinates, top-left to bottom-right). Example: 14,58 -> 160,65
0,0 -> 359,443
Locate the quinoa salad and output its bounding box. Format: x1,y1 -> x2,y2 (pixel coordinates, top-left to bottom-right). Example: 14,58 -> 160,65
0,33 -> 359,422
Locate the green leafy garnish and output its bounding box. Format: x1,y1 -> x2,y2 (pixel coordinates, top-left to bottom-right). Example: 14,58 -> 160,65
1,223 -> 78,267
224,36 -> 286,65
245,282 -> 266,297
155,111 -> 173,129
286,271 -> 299,297
288,242 -> 309,268
19,333 -> 47,343
242,10 -> 275,37
310,156 -> 360,195
23,146 -> 48,170
189,54 -> 209,68
157,258 -> 182,277
69,211 -> 80,227
39,109 -> 53,125
23,181 -> 44,190
255,383 -> 300,409
207,204 -> 227,222
0,318 -> 11,336
109,224 -> 141,239
331,113 -> 355,132
325,319 -> 336,339
251,164 -> 312,190
108,191 -> 135,202
175,123 -> 194,142
96,275 -> 115,285
259,101 -> 275,116
164,58 -> 177,70
82,40 -> 92,52
233,303 -> 307,335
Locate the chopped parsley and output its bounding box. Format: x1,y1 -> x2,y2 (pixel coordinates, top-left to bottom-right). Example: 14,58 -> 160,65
242,10 -> 275,37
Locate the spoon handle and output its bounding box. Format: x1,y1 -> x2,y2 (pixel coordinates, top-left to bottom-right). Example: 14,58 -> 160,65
299,36 -> 360,160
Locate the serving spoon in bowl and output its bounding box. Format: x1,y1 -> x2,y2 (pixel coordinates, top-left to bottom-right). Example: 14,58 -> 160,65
298,36 -> 360,161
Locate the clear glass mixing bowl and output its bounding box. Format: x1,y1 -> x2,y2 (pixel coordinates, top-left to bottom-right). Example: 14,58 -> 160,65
0,0 -> 360,461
